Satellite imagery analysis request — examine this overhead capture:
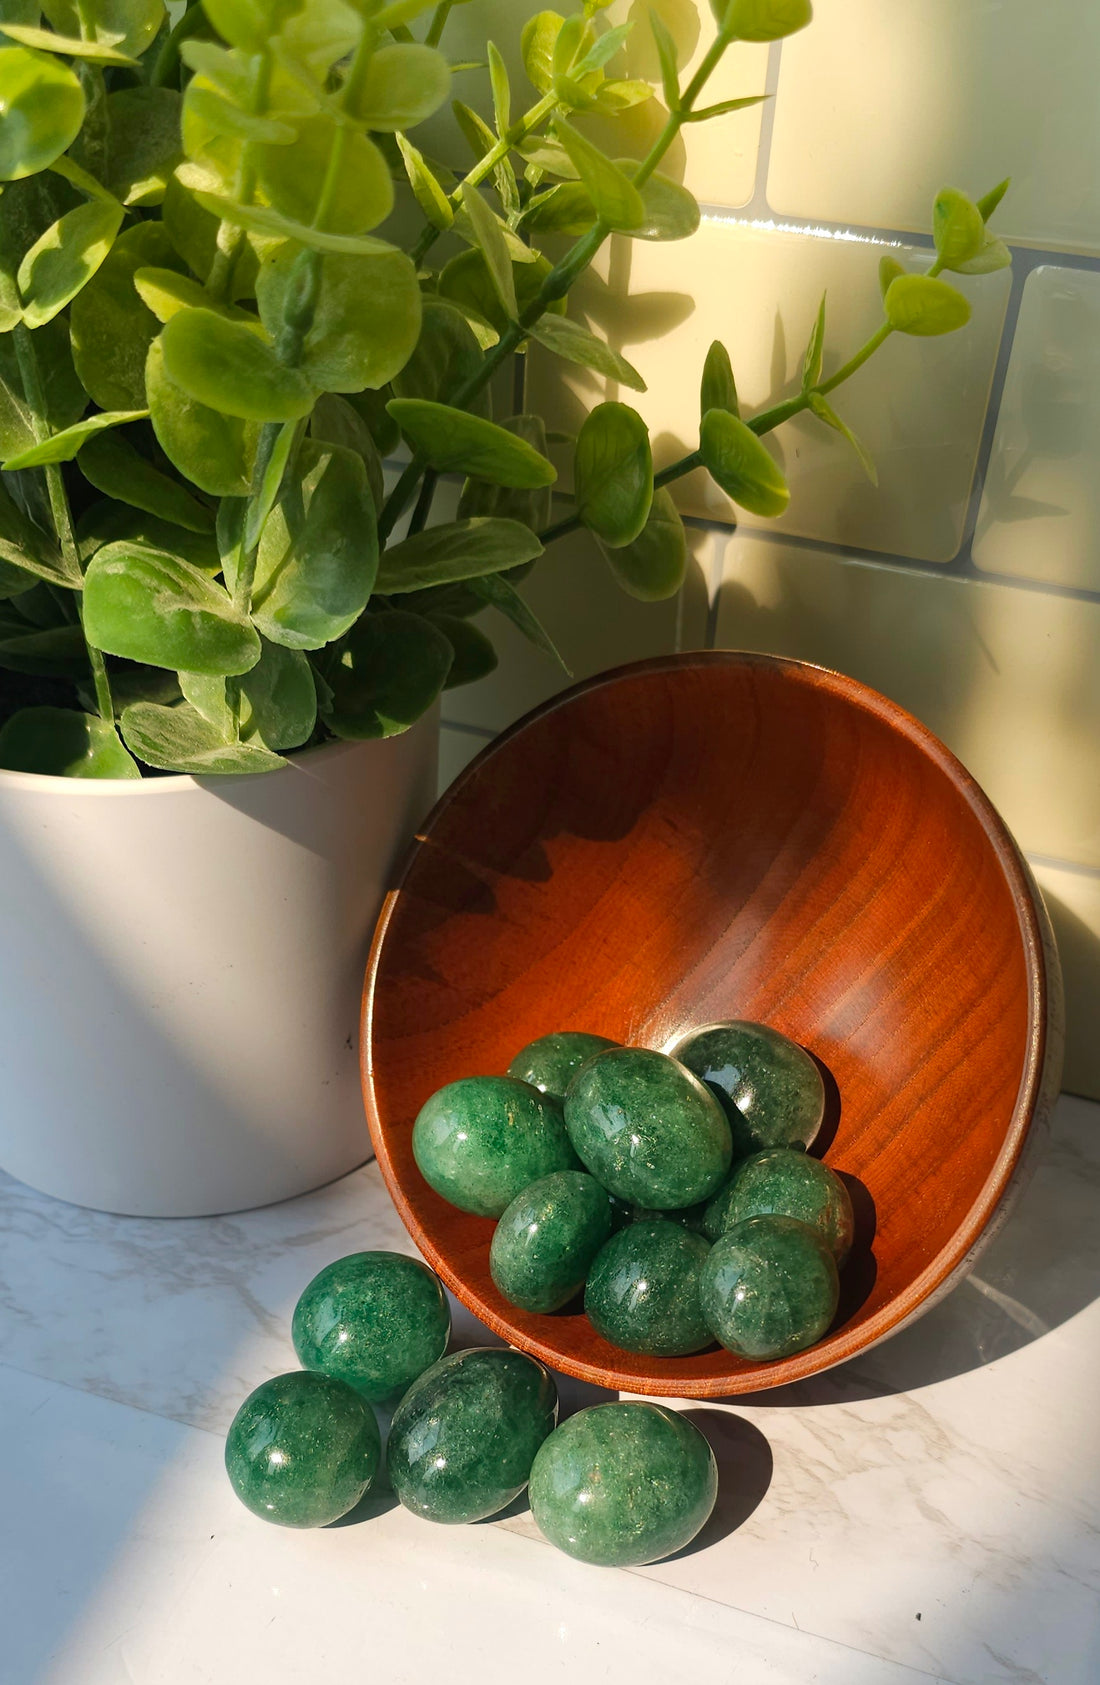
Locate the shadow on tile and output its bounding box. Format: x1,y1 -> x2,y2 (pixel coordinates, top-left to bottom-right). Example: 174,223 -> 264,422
662,1409 -> 773,1559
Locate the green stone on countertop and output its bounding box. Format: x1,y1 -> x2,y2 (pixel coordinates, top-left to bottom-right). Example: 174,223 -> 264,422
224,1370 -> 381,1528
386,1346 -> 558,1524
292,1250 -> 451,1404
703,1148 -> 854,1262
412,1074 -> 580,1217
673,1020 -> 825,1155
490,1171 -> 615,1313
700,1215 -> 839,1360
563,1046 -> 732,1208
529,1402 -> 718,1566
584,1219 -> 713,1357
508,1031 -> 619,1100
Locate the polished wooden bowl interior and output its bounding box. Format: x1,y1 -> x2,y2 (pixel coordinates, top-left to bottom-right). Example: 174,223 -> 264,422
362,653 -> 1060,1396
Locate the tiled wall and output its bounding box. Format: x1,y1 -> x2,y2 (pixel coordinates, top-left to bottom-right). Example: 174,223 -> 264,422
434,0 -> 1100,1099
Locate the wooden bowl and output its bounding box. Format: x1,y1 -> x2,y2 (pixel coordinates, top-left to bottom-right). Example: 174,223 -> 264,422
362,653 -> 1062,1397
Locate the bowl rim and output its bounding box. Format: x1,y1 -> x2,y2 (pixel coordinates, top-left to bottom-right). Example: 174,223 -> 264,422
362,650 -> 1061,1397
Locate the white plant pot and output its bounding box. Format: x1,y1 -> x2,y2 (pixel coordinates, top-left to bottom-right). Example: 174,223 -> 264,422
0,714 -> 438,1217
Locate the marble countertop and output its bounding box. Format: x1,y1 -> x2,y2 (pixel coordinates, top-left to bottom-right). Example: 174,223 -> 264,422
3,1092 -> 1098,1685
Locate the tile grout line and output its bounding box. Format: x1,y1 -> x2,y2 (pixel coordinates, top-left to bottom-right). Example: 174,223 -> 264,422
0,1355 -> 225,1440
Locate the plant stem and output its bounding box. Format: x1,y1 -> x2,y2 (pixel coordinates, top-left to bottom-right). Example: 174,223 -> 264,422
206,51 -> 272,300
407,469 -> 439,538
425,0 -> 453,47
12,324 -> 114,723
149,0 -> 208,89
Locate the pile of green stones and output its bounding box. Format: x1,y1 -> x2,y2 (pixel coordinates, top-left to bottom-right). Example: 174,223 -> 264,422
224,1249 -> 718,1565
414,1022 -> 856,1363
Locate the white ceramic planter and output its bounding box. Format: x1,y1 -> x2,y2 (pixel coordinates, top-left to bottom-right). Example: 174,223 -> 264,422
0,714 -> 438,1217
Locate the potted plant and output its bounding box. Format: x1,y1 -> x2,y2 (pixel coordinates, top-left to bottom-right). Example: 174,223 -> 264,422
0,0 -> 1009,1215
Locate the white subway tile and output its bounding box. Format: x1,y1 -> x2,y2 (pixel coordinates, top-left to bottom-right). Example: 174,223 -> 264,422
768,0 -> 1100,254
437,725 -> 493,796
714,533 -> 1100,869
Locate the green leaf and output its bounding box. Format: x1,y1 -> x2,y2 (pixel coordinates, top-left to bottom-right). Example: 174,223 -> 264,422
324,610 -> 452,740
0,313 -> 85,460
451,97 -> 496,163
377,518 -> 543,594
2,407 -> 146,468
396,133 -> 453,230
487,39 -> 510,132
528,313 -> 645,391
17,198 -> 123,328
388,399 -> 558,489
389,297 -> 488,415
807,391 -> 877,485
595,485 -> 687,601
145,335 -> 258,497
932,187 -> 986,271
884,273 -> 971,337
69,222 -> 184,411
0,23 -> 138,65
685,92 -> 768,121
0,621 -> 89,675
878,253 -> 905,299
0,44 -> 84,181
256,243 -> 422,393
236,439 -> 377,651
185,79 -> 296,147
551,13 -> 588,77
161,175 -> 257,299
592,77 -> 652,113
77,500 -> 220,573
955,234 -> 1011,275
0,705 -> 139,777
102,87 -> 182,207
253,115 -> 393,237
242,420 -> 297,554
469,570 -> 569,673
802,292 -> 826,391
521,10 -> 564,94
576,20 -> 630,73
455,414 -> 554,533
78,433 -> 215,534
198,0 -> 299,53
189,185 -> 395,258
976,177 -> 1010,224
41,0 -> 165,58
182,638 -> 316,751
699,408 -> 789,516
522,181 -> 596,237
701,339 -> 738,418
0,473 -> 73,586
352,42 -> 450,130
429,612 -> 498,689
133,266 -> 255,326
461,184 -> 517,321
437,246 -> 560,339
310,392 -> 383,510
84,541 -> 261,675
715,0 -> 812,42
160,308 -> 317,423
554,119 -> 644,230
574,400 -> 653,546
647,7 -> 681,109
619,166 -> 699,241
119,699 -> 286,774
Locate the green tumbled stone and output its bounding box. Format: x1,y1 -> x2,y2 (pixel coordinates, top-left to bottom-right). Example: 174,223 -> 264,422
585,1219 -> 713,1356
490,1171 -> 615,1313
529,1401 -> 718,1566
224,1370 -> 381,1528
700,1215 -> 839,1360
563,1046 -> 732,1208
387,1346 -> 558,1523
291,1250 -> 451,1404
632,1201 -> 710,1235
508,1031 -> 619,1100
703,1148 -> 854,1263
413,1075 -> 580,1217
673,1020 -> 825,1155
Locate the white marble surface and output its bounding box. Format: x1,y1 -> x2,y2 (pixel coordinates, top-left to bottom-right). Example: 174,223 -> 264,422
3,1094 -> 1099,1685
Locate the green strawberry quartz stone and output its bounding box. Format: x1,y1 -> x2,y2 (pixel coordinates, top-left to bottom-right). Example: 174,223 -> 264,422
584,1219 -> 713,1356
412,1074 -> 580,1217
291,1250 -> 451,1404
508,1031 -> 619,1101
490,1171 -> 615,1313
563,1046 -> 732,1208
386,1346 -> 558,1524
673,1020 -> 825,1156
529,1402 -> 717,1566
700,1214 -> 839,1360
703,1147 -> 854,1263
224,1370 -> 381,1528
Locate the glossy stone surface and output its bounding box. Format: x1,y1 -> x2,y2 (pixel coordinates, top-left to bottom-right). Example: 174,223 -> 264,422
412,1075 -> 580,1217
673,1020 -> 825,1155
386,1346 -> 558,1523
508,1031 -> 619,1101
291,1250 -> 451,1404
703,1148 -> 854,1263
563,1047 -> 732,1208
490,1171 -> 615,1313
700,1215 -> 840,1360
529,1402 -> 718,1566
632,1201 -> 710,1235
224,1370 -> 380,1528
584,1219 -> 713,1356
